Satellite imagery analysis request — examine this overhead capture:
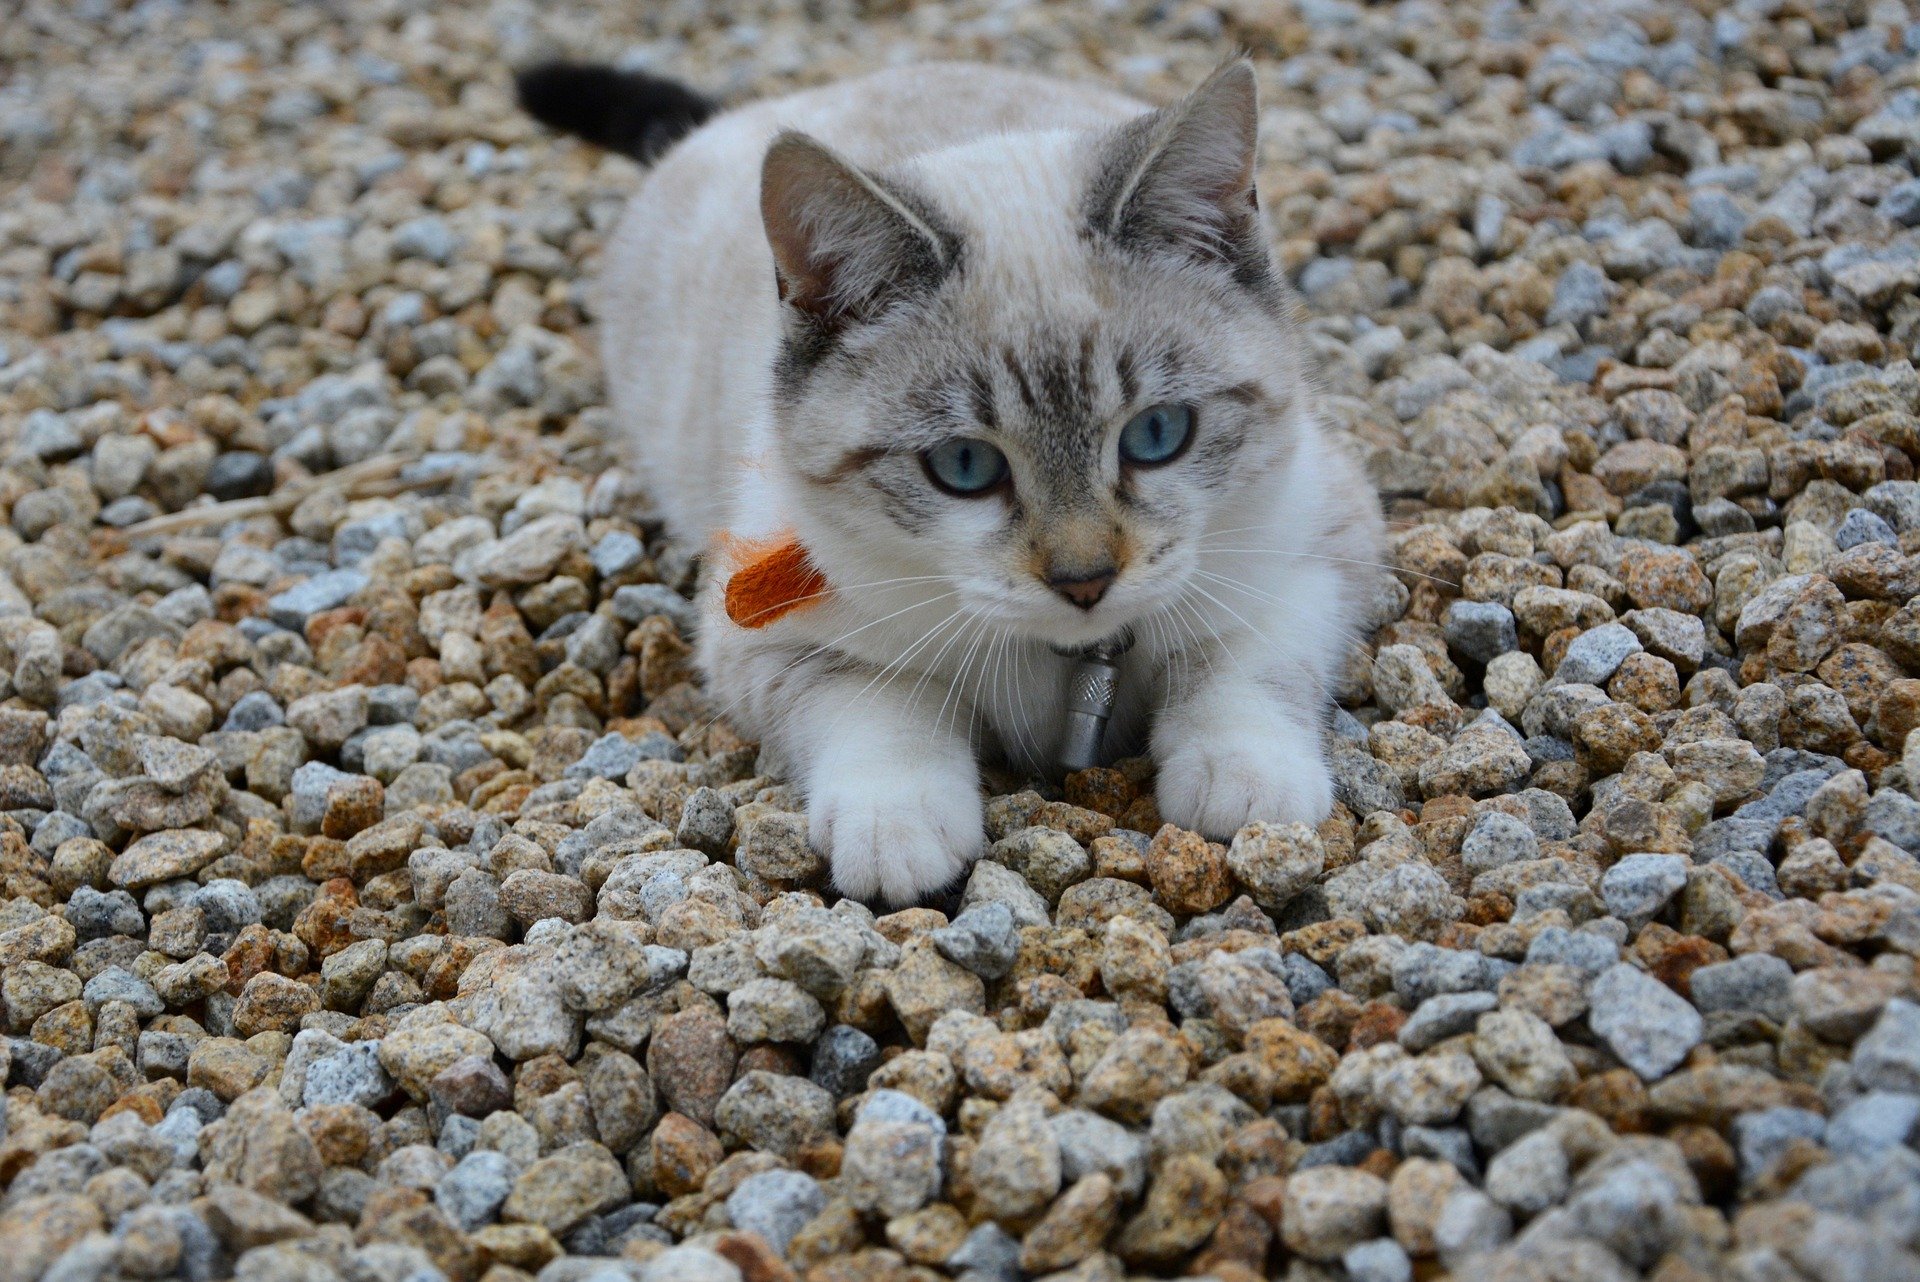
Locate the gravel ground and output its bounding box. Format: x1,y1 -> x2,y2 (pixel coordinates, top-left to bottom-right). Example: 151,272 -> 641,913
3,0 -> 1920,1280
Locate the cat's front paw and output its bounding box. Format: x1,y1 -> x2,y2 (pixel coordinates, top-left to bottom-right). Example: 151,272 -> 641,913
809,767 -> 984,907
1155,726 -> 1334,840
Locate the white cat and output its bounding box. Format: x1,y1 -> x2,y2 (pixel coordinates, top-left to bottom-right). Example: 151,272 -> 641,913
522,59 -> 1385,905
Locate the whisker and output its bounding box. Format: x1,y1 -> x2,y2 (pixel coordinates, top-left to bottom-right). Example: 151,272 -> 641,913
1192,570 -> 1346,700
1166,589 -> 1219,688
690,589 -> 959,736
1011,631 -> 1044,771
1143,609 -> 1182,719
1191,568 -> 1291,609
1195,546 -> 1457,587
827,604 -> 969,737
902,605 -> 987,730
938,613 -> 994,742
1176,583 -> 1252,681
983,629 -> 1013,759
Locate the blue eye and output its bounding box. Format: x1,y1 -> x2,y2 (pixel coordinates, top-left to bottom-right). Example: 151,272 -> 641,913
923,437 -> 1009,496
1119,403 -> 1194,465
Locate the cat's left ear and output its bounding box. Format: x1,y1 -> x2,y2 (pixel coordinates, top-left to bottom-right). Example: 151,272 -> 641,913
1087,60 -> 1266,280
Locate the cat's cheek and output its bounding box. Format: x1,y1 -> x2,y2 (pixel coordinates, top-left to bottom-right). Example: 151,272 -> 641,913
809,767 -> 984,907
1154,723 -> 1334,839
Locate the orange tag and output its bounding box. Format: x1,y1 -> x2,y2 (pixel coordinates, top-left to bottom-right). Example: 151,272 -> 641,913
721,535 -> 829,628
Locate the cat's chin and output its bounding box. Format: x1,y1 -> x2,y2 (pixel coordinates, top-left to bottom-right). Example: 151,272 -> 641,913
1028,614 -> 1132,651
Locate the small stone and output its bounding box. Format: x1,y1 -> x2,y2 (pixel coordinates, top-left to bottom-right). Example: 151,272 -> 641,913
930,901 -> 1021,980
268,570 -> 368,630
1554,623 -> 1641,686
1419,714 -> 1532,797
197,1088 -> 322,1202
884,937 -> 987,1044
1483,1129 -> 1569,1215
1433,1188 -> 1512,1264
1021,1172 -> 1119,1273
469,514 -> 587,588
232,971 -> 320,1036
379,1019 -> 498,1101
1400,992 -> 1498,1053
302,1042 -> 393,1109
428,1055 -> 513,1118
1377,1049 -> 1482,1125
725,1169 -> 825,1255
1443,600 -> 1519,664
735,811 -> 824,884
1827,1092 -> 1920,1158
1587,963 -> 1704,1080
1283,1165 -> 1389,1261
650,1112 -> 725,1198
501,1141 -> 628,1234
1853,999 -> 1920,1093
648,1004 -> 736,1127
991,826 -> 1093,903
970,1088 -> 1062,1226
1461,811 -> 1538,875
810,1024 -> 881,1099
1473,1007 -> 1577,1101
498,869 -> 594,926
1224,821 -> 1324,910
1077,1024 -> 1191,1125
1732,1106 -> 1826,1183
727,977 -> 826,1044
1344,1238 -> 1414,1282
1689,954 -> 1794,1023
1113,1155 -> 1225,1266
108,829 -> 225,889
840,1115 -> 944,1218
1601,854 -> 1690,922
714,1070 -> 835,1159
437,1149 -> 518,1230
1144,825 -> 1231,916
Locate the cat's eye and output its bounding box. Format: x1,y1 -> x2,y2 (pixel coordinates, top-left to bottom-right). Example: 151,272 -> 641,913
1118,403 -> 1194,466
923,436 -> 1009,496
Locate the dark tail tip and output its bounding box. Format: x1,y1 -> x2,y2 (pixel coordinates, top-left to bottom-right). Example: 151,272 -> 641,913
515,61 -> 715,163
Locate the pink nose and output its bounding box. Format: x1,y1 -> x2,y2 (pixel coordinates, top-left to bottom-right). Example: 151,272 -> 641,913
1048,568 -> 1115,610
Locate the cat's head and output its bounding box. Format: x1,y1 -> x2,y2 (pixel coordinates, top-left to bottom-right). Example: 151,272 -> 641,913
759,62 -> 1309,649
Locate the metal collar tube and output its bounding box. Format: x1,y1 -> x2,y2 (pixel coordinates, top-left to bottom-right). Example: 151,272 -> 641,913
1054,630 -> 1134,774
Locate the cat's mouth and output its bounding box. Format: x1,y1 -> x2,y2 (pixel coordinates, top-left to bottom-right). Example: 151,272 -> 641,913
987,583 -> 1177,652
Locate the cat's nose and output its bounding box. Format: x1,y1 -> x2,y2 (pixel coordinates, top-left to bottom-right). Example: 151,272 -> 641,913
1047,567 -> 1115,610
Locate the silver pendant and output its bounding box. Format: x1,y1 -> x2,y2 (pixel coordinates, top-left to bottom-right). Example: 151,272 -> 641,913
1055,630 -> 1133,774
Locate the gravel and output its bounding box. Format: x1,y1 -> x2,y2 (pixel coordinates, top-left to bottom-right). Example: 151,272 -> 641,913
2,0 -> 1920,1278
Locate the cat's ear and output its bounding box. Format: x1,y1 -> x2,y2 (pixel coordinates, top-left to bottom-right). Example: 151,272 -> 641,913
760,132 -> 956,331
1087,60 -> 1265,278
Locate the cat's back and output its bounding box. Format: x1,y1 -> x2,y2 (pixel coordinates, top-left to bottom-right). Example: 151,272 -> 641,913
599,64 -> 1146,543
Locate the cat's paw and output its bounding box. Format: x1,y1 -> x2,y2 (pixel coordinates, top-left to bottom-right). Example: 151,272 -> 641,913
1155,726 -> 1334,840
809,766 -> 984,907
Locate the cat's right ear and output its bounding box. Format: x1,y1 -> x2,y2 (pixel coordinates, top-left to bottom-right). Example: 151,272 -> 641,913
760,132 -> 956,332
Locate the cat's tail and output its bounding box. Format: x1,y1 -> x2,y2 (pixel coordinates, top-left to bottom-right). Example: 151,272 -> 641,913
515,61 -> 716,163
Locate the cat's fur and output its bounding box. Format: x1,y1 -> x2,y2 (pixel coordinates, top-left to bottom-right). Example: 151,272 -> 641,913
522,60 -> 1384,905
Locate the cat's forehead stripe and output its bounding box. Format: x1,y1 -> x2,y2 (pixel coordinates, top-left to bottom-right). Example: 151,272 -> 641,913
965,364 -> 997,429
1002,346 -> 1040,416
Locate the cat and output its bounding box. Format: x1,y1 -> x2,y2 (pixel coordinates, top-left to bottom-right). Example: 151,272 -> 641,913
520,58 -> 1385,905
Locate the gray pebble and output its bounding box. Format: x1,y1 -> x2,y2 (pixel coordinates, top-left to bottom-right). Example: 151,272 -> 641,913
1552,622 -> 1641,686
1443,600 -> 1518,664
435,1148 -> 517,1230
1587,962 -> 1704,1080
929,901 -> 1020,980
724,1169 -> 824,1255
